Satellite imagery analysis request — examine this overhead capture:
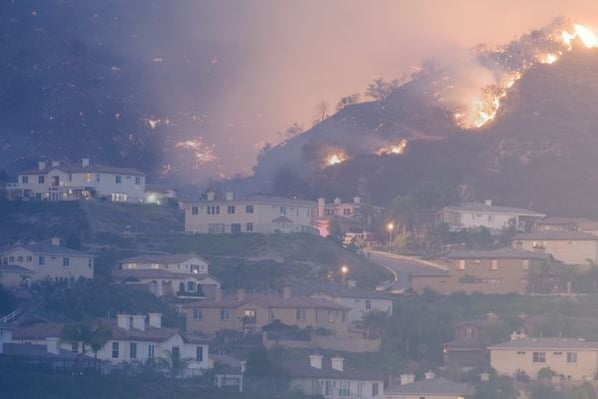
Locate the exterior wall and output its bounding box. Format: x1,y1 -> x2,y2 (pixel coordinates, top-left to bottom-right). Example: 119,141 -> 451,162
490,348 -> 598,381
441,210 -> 517,231
312,296 -> 393,324
186,304 -> 348,336
12,169 -> 145,203
96,334 -> 209,375
2,247 -> 94,282
290,377 -> 383,399
121,257 -> 209,274
184,200 -> 316,234
514,239 -> 598,265
411,257 -> 542,295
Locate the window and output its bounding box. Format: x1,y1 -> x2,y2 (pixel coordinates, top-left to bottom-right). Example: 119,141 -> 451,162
85,173 -> 92,183
96,174 -> 101,182
187,281 -> 195,292
135,176 -> 141,185
227,205 -> 235,214
517,351 -> 526,355
339,381 -> 350,397
38,175 -> 45,184
246,223 -> 254,232
231,223 -> 241,233
115,175 -> 122,184
567,352 -> 578,363
533,352 -> 546,363
148,345 -> 155,358
365,300 -> 372,310
325,381 -> 332,396
328,310 -> 334,323
21,176 -> 28,184
63,257 -> 70,267
196,346 -> 204,362
490,260 -> 498,270
39,256 -> 45,266
553,352 -> 562,355
458,260 -> 466,270
243,309 -> 257,324
246,205 -> 254,213
220,309 -> 230,320
130,342 -> 137,359
296,309 -> 306,321
280,206 -> 287,215
357,383 -> 365,397
191,206 -> 199,215
465,327 -> 474,338
26,256 -> 32,262
8,256 -> 14,263
372,382 -> 379,397
111,342 -> 119,358
207,206 -> 221,215
208,224 -> 225,234
522,259 -> 530,270
193,309 -> 203,320
343,208 -> 351,216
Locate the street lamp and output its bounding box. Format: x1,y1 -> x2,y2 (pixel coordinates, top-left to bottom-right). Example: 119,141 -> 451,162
340,265 -> 349,285
387,222 -> 394,252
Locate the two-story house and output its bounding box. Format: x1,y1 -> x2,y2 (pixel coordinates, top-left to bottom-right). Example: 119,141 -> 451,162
410,248 -> 548,295
0,238 -> 94,286
489,336 -> 598,381
183,192 -> 317,234
6,158 -> 146,202
442,313 -> 502,367
184,288 -> 350,336
513,231 -> 598,265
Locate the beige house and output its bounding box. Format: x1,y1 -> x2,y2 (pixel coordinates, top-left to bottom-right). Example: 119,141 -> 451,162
118,254 -> 209,275
410,248 -> 547,295
6,158 -> 146,202
183,193 -> 317,234
284,354 -> 384,399
0,239 -> 94,285
437,202 -> 545,232
513,231 -> 598,265
384,374 -> 472,399
184,288 -> 350,336
489,337 -> 598,381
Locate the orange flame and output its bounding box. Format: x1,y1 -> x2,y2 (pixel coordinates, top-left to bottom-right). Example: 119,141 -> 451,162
375,139 -> 408,155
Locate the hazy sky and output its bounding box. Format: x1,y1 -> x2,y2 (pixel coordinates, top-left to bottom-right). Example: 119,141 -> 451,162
145,0 -> 598,178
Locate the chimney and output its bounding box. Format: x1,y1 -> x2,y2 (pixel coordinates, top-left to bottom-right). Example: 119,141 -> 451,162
38,161 -> 47,170
331,356 -> 344,372
148,313 -> 162,328
117,313 -> 131,330
317,198 -> 326,218
50,237 -> 61,247
46,337 -> 60,355
484,200 -> 493,206
132,315 -> 146,331
283,287 -> 292,300
225,192 -> 234,201
214,287 -> 223,302
334,197 -> 342,206
353,196 -> 361,205
207,191 -> 216,201
51,161 -> 60,168
400,374 -> 415,385
240,361 -> 247,374
424,371 -> 435,380
309,354 -> 323,370
480,372 -> 490,382
82,158 -> 90,167
237,289 -> 246,301
485,312 -> 499,322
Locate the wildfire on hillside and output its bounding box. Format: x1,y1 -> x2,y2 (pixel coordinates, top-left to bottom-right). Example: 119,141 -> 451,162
375,139 -> 408,156
175,138 -> 217,167
455,22 -> 598,130
325,151 -> 347,167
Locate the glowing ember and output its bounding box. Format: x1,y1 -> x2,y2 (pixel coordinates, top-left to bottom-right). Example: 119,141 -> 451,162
376,139 -> 408,155
147,118 -> 161,129
325,151 -> 347,167
574,24 -> 598,48
539,53 -> 558,64
175,138 -> 217,165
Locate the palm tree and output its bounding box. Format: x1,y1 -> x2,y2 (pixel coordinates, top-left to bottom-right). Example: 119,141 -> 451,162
158,349 -> 193,380
61,318 -> 112,370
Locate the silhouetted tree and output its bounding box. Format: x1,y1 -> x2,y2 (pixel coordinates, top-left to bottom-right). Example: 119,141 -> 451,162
365,77 -> 404,101
335,93 -> 360,112
313,101 -> 329,124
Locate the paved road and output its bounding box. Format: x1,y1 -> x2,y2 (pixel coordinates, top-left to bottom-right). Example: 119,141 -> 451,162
366,250 -> 448,293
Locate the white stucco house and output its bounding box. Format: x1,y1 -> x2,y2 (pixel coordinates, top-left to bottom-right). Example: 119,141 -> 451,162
118,254 -> 209,274
437,201 -> 545,233
6,158 -> 146,202
0,238 -> 94,286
